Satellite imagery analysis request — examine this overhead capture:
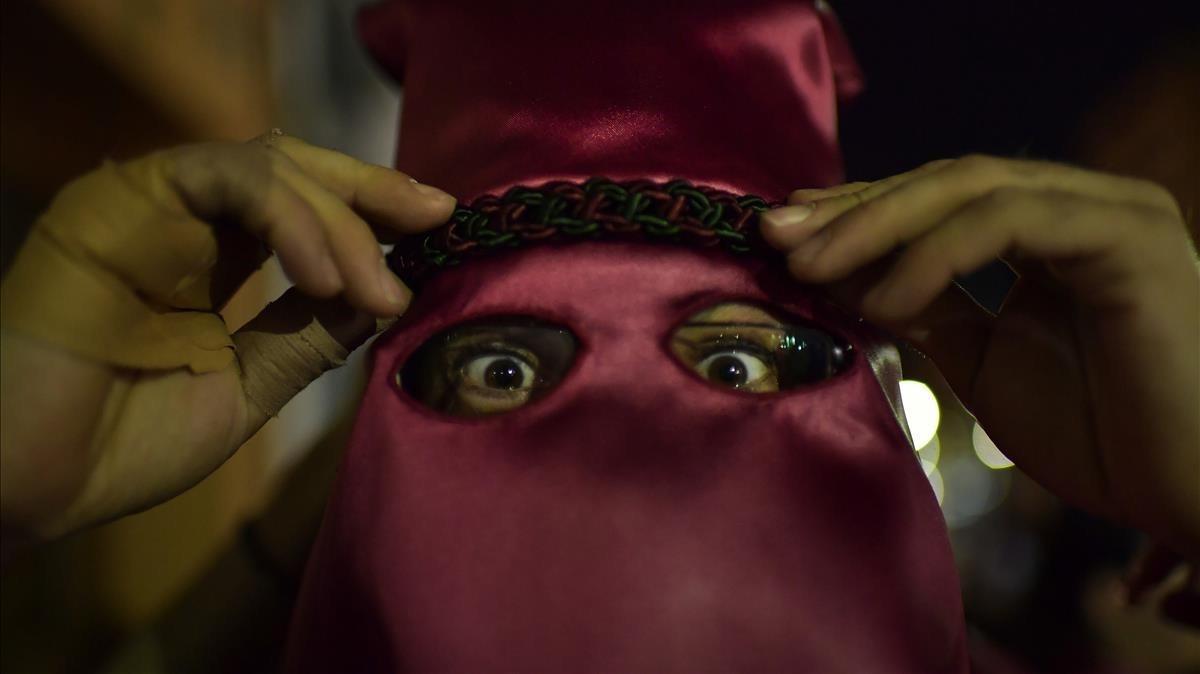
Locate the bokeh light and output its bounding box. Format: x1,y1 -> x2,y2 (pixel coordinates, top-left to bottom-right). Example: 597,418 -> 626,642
972,422 -> 1015,470
899,379 -> 940,449
927,466 -> 945,505
918,433 -> 940,476
942,452 -> 1011,528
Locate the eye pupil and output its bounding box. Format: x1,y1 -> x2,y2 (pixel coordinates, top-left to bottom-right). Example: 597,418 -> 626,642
707,354 -> 748,387
484,358 -> 525,390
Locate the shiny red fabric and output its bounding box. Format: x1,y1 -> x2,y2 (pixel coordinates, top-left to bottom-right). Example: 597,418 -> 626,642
286,1 -> 971,671
356,0 -> 863,202
287,244 -> 968,671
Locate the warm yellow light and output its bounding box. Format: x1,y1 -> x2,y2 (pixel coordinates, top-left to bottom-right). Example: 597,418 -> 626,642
972,423 -> 1014,469
918,433 -> 940,476
899,379 -> 940,449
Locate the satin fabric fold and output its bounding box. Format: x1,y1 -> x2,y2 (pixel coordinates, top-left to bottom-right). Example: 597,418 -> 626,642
357,0 -> 863,202
287,243 -> 969,672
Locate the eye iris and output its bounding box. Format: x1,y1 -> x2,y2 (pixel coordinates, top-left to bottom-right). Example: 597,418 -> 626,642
483,358 -> 525,390
707,354 -> 747,387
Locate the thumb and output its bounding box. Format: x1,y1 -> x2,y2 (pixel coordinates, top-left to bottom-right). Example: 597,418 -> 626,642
232,287 -> 396,433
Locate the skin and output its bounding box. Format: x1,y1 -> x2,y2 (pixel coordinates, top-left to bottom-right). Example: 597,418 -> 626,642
407,303 -> 837,416
760,154 -> 1200,560
0,133 -> 456,542
669,303 -> 827,393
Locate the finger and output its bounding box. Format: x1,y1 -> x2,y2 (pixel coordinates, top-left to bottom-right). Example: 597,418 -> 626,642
1159,566 -> 1200,628
1125,541 -> 1187,605
760,203 -> 822,250
272,158 -> 411,316
251,181 -> 346,299
762,162 -> 951,251
858,189 -> 1134,322
258,132 -> 457,233
233,287 -> 393,434
763,183 -> 871,250
788,155 -> 1178,283
796,160 -> 955,221
167,145 -> 343,298
786,181 -> 872,204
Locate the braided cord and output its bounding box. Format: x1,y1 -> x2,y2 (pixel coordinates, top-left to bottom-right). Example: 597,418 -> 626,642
388,178 -> 780,285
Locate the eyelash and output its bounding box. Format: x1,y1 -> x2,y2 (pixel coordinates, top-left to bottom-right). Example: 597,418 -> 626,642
694,337 -> 775,361
448,342 -> 539,377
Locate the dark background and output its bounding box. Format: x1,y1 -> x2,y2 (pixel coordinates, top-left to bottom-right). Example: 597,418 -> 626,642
837,0 -> 1198,179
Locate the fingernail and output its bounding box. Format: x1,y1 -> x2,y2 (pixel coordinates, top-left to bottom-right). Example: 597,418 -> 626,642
792,227 -> 831,263
411,181 -> 454,202
762,203 -> 816,228
379,259 -> 410,307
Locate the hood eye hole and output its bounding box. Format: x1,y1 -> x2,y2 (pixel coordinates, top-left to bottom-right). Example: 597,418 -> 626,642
668,301 -> 853,393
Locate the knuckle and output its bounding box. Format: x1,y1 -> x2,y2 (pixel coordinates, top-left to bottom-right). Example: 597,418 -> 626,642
241,149 -> 280,189
844,189 -> 869,208
1133,179 -> 1182,218
166,143 -> 245,201
250,127 -> 290,148
955,154 -> 1009,186
842,185 -> 893,220
249,132 -> 277,149
957,153 -> 1000,174
974,185 -> 1042,216
920,158 -> 955,171
1136,202 -> 1184,234
959,152 -> 993,165
348,161 -> 374,199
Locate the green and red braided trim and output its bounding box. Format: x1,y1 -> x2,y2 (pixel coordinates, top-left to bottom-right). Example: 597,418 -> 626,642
386,178 -> 781,286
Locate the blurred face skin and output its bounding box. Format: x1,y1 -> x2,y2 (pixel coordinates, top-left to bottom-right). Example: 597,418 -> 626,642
400,301 -> 853,417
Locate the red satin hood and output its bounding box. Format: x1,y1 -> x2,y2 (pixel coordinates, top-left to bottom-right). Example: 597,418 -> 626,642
357,0 -> 864,201
285,1 -> 970,670
286,244 -> 969,672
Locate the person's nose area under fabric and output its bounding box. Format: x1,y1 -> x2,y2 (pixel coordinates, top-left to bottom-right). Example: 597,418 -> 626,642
522,317 -> 752,487
364,319 -> 968,672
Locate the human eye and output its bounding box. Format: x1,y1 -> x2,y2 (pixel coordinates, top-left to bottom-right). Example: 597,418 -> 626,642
398,318 -> 576,417
692,342 -> 776,392
452,347 -> 540,414
460,351 -> 537,391
669,302 -> 852,394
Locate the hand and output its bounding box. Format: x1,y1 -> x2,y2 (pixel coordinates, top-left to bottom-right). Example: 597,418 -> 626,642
0,133 -> 456,541
760,155 -> 1200,558
1125,542 -> 1200,628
